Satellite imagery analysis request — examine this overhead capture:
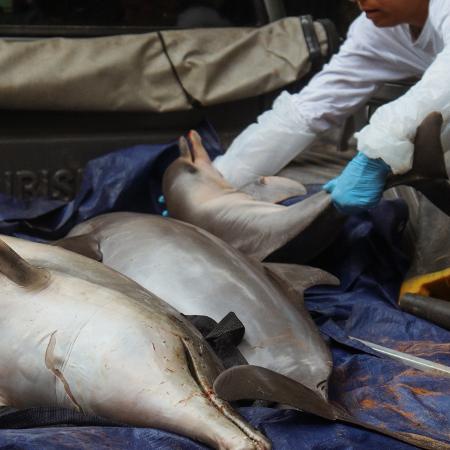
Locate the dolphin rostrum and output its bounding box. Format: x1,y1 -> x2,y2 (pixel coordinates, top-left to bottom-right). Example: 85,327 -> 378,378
63,213 -> 338,400
0,235 -> 271,450
162,113 -> 449,262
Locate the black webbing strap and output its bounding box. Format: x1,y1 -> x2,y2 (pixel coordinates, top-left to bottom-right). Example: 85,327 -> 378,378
157,31 -> 203,109
186,312 -> 247,369
0,407 -> 125,429
299,15 -> 323,72
317,18 -> 342,59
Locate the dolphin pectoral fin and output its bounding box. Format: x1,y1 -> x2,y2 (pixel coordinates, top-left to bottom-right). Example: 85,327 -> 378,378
240,177 -> 307,203
0,239 -> 50,290
182,337 -> 271,449
263,263 -> 339,298
52,235 -> 103,262
213,365 -> 338,420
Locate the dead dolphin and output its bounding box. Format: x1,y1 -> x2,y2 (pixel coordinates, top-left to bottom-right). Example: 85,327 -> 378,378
162,129 -> 334,261
0,235 -> 270,450
62,215 -> 447,450
162,113 -> 449,262
63,213 -> 338,400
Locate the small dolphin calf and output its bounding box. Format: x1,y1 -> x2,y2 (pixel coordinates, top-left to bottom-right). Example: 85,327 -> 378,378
162,113 -> 450,262
162,129 -> 334,261
64,213 -> 338,399
0,235 -> 270,450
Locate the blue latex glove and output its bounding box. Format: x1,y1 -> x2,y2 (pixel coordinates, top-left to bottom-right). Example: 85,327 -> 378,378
323,152 -> 391,214
158,195 -> 169,217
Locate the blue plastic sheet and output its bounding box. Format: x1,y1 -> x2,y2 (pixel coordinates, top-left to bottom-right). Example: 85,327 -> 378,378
0,122 -> 449,449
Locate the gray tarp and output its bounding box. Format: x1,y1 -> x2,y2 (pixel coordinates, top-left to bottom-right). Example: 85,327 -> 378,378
0,18 -> 328,112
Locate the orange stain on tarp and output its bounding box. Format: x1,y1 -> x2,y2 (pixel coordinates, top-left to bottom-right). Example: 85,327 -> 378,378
360,398 -> 377,409
381,403 -> 419,424
358,392 -> 417,422
409,386 -> 441,396
394,341 -> 450,358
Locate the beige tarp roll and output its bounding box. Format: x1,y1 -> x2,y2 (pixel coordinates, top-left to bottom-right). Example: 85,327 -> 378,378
0,18 -> 328,112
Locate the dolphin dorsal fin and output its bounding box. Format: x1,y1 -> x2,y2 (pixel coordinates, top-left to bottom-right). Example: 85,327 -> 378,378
0,239 -> 49,289
52,234 -> 103,261
263,263 -> 339,299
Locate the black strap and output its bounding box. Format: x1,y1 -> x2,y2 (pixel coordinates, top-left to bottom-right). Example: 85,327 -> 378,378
157,31 -> 203,109
186,312 -> 247,368
0,407 -> 125,429
299,15 -> 323,72
317,18 -> 342,59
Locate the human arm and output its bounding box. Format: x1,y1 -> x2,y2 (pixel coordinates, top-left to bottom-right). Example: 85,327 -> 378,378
213,15 -> 415,188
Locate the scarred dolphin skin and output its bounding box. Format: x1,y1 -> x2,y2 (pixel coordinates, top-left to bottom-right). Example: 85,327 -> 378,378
0,235 -> 270,450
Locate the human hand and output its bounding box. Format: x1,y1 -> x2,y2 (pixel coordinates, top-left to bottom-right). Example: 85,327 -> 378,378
323,152 -> 391,214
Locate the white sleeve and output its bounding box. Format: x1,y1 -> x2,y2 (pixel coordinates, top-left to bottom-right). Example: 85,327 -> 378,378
293,15 -> 416,133
357,6 -> 450,174
213,15 -> 416,187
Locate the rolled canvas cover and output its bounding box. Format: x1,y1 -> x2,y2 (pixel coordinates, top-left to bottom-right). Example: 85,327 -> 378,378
0,17 -> 329,112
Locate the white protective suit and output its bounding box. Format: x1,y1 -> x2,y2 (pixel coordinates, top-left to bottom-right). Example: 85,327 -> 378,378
214,0 -> 450,187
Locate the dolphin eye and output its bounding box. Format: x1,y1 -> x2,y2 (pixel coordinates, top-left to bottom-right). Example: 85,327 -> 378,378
187,166 -> 198,174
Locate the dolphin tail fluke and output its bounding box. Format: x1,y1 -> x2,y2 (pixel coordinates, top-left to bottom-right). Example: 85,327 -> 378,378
0,239 -> 49,289
213,365 -> 338,420
387,112 -> 450,215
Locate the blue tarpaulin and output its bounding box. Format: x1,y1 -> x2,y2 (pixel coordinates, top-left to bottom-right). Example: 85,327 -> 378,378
0,122 -> 449,449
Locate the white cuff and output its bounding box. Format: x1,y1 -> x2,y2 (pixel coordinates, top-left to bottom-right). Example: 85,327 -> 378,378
356,124 -> 414,175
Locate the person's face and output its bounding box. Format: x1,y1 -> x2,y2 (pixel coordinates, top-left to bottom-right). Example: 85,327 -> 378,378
354,0 -> 429,27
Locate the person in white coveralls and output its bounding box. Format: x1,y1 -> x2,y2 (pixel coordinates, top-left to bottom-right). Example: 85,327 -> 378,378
213,0 -> 450,214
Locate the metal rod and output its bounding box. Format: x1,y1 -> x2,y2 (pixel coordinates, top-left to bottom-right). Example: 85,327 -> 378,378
349,336 -> 450,378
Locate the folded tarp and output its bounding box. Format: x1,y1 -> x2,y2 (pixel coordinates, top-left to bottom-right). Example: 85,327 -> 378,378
0,124 -> 449,449
0,17 -> 330,112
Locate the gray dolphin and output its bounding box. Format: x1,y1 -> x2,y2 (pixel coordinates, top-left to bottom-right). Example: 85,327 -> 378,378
0,235 -> 270,450
162,113 -> 449,263
63,213 -> 338,400
60,214 -> 447,450
162,129 -> 334,261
